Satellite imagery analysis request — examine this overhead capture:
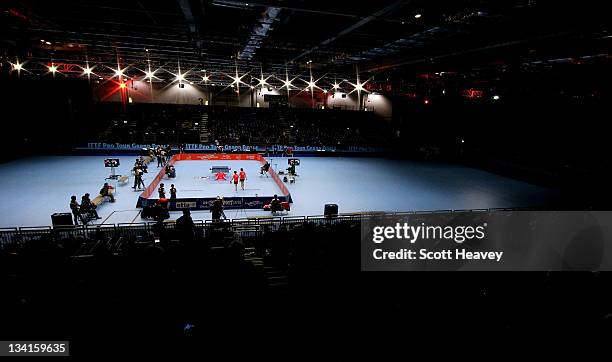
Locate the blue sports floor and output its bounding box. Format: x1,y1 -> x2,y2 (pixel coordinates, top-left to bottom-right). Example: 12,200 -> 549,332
0,155 -> 559,227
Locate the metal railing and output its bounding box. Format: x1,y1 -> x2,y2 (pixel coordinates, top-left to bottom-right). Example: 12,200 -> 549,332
0,208 -> 526,251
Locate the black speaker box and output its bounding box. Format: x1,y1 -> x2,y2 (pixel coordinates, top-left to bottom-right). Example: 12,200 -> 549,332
51,213 -> 73,227
324,204 -> 338,216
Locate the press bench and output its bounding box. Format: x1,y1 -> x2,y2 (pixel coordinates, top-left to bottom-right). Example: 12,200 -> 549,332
92,189 -> 115,207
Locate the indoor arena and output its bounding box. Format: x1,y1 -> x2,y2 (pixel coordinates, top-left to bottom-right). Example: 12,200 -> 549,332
1,0 -> 610,355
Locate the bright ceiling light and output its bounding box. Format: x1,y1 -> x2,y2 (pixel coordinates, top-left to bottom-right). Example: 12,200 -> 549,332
333,83 -> 340,90
143,68 -> 158,80
12,62 -> 22,71
414,13 -> 422,19
83,66 -> 93,75
229,72 -> 246,86
48,64 -> 57,73
203,75 -> 210,82
114,67 -> 124,78
175,72 -> 185,82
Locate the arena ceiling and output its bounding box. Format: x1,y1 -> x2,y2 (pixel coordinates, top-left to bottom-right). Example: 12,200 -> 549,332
2,0 -> 610,85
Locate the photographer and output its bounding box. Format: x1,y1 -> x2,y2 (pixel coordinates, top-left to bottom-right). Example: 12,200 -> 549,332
133,167 -> 145,190
69,196 -> 85,225
260,161 -> 271,177
81,193 -> 101,220
99,183 -> 115,203
165,164 -> 176,178
270,194 -> 282,214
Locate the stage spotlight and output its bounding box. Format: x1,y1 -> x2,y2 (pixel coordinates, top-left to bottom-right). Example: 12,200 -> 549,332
114,68 -> 124,78
333,83 -> 340,90
83,67 -> 93,75
493,95 -> 500,100
175,73 -> 185,82
203,75 -> 210,82
48,64 -> 57,73
323,89 -> 328,93
12,62 -> 22,71
119,82 -> 127,89
414,13 -> 422,18
45,41 -> 51,45
424,99 -> 430,105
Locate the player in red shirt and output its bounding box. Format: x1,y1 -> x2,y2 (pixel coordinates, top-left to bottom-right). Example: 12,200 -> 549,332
239,168 -> 247,190
230,171 -> 239,191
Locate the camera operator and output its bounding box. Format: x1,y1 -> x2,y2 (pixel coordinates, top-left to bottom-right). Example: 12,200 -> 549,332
210,196 -> 226,221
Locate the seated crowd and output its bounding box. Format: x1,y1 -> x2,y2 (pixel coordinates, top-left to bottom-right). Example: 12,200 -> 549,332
95,104 -> 392,148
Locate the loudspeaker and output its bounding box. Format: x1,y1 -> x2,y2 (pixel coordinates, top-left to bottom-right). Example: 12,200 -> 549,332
324,204 -> 338,217
51,213 -> 73,227
141,205 -> 154,219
